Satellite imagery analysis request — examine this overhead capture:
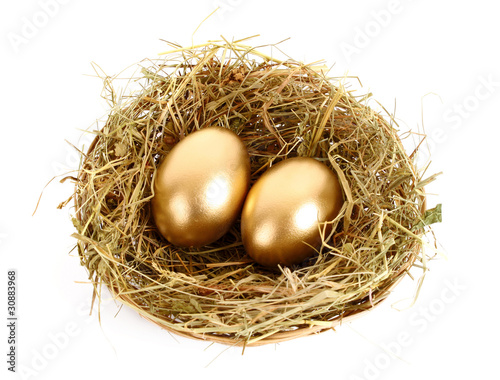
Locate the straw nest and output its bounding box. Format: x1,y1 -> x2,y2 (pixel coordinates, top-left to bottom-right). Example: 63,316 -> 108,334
65,39 -> 440,347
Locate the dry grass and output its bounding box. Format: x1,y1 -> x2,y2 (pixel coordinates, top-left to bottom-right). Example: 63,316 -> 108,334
65,38 -> 439,347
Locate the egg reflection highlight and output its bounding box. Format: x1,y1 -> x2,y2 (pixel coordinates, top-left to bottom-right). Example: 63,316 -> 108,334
254,222 -> 277,249
205,175 -> 231,209
294,203 -> 319,231
169,194 -> 190,228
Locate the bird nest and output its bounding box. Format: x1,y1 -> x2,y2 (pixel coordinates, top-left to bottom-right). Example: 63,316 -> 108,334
65,39 -> 440,347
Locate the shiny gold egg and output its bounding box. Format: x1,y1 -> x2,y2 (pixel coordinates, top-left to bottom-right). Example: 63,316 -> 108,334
152,127 -> 250,247
241,157 -> 344,267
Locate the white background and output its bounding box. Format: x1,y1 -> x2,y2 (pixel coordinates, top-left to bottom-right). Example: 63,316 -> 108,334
1,0 -> 499,379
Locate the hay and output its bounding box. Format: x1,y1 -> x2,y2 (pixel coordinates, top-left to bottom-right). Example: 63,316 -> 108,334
66,38 -> 439,347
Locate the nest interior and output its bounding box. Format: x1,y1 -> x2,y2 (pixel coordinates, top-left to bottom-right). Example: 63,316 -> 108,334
68,39 -> 435,347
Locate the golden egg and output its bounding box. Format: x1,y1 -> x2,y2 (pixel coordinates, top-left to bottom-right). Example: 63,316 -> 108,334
152,127 -> 250,247
241,157 -> 344,267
